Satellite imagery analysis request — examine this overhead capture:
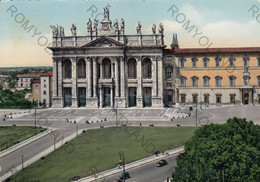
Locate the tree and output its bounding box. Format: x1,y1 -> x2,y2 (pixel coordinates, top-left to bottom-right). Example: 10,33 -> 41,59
172,117 -> 260,182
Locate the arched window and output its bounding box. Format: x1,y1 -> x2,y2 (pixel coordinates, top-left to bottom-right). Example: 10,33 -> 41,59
215,57 -> 221,67
203,58 -> 209,67
191,76 -> 198,87
180,76 -> 186,87
215,76 -> 222,87
229,57 -> 235,67
128,58 -> 137,78
257,76 -> 260,86
180,58 -> 186,68
166,66 -> 173,80
243,57 -> 249,67
77,59 -> 86,78
63,59 -> 72,79
243,76 -> 249,86
142,58 -> 152,78
229,76 -> 236,86
203,76 -> 210,87
191,58 -> 197,67
102,58 -> 111,78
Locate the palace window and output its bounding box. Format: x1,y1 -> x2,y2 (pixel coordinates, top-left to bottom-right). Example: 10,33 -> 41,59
192,58 -> 197,67
203,58 -> 209,67
180,58 -> 185,68
229,76 -> 236,86
180,94 -> 186,103
204,94 -> 209,104
215,57 -> 221,67
192,94 -> 198,104
166,56 -> 172,61
180,76 -> 186,87
35,90 -> 38,95
43,91 -> 47,95
244,77 -> 249,86
216,94 -> 222,104
166,67 -> 173,79
230,94 -> 236,104
229,57 -> 235,67
258,76 -> 260,86
192,76 -> 198,87
243,57 -> 249,67
20,83 -> 23,87
215,76 -> 222,87
21,79 -> 23,82
203,76 -> 210,87
258,58 -> 260,67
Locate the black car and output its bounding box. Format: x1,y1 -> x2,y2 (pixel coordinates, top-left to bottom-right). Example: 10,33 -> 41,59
156,159 -> 168,167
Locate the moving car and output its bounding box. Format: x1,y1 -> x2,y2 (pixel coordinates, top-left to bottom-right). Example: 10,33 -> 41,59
114,172 -> 130,181
156,159 -> 168,167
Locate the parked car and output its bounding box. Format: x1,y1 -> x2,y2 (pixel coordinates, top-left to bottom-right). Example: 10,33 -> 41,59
176,152 -> 184,160
114,172 -> 130,181
156,159 -> 168,167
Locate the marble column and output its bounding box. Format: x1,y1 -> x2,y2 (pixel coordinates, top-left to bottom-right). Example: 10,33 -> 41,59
100,63 -> 103,78
52,58 -> 58,97
120,57 -> 125,97
152,56 -> 157,97
115,57 -> 119,97
71,58 -> 78,108
99,86 -> 103,108
136,56 -> 143,108
93,57 -> 97,97
111,62 -> 114,79
110,85 -> 114,108
87,57 -> 92,97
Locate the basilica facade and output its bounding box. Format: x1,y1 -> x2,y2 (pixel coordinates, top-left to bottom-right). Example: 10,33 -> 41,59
49,8 -> 260,108
49,8 -> 165,108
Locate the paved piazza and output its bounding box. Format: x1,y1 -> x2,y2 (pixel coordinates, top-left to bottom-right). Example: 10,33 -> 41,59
2,105 -> 260,127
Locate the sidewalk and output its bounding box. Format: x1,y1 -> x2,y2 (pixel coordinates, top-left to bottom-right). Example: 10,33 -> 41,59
0,129 -> 53,158
78,146 -> 184,182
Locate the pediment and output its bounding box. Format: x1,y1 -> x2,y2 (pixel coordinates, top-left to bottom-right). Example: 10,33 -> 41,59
82,36 -> 125,48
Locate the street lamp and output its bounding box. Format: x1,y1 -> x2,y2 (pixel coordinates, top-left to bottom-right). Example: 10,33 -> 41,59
119,151 -> 126,182
34,106 -> 37,135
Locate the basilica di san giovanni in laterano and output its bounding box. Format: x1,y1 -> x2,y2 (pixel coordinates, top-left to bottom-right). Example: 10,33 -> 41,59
49,7 -> 260,108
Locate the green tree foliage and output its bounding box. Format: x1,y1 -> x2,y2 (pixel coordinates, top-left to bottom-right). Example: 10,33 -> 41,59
172,117 -> 260,182
0,87 -> 33,109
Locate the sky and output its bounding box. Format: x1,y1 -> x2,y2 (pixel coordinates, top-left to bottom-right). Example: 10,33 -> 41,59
1,0 -> 260,67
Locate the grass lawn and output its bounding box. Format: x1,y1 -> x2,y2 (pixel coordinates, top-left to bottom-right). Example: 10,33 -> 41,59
7,126 -> 198,182
0,126 -> 46,151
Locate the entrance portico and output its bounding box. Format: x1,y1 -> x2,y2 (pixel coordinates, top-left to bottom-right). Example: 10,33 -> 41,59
240,86 -> 253,105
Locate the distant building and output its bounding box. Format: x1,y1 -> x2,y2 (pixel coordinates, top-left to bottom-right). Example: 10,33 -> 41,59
40,72 -> 53,107
29,79 -> 41,107
16,73 -> 42,90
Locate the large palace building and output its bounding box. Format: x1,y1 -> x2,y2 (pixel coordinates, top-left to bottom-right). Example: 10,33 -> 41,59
49,8 -> 260,108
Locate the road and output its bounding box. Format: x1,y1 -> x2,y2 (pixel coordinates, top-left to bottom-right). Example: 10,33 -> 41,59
98,154 -> 177,182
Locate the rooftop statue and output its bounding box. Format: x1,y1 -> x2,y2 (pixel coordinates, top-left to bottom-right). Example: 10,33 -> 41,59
152,24 -> 156,34
158,23 -> 164,35
87,18 -> 92,31
93,19 -> 98,31
120,18 -> 125,30
50,25 -> 58,37
113,19 -> 119,30
104,7 -> 109,19
71,24 -> 77,36
136,21 -> 142,35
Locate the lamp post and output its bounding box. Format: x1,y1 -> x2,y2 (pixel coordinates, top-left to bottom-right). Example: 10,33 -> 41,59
34,106 -> 37,135
119,151 -> 125,182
